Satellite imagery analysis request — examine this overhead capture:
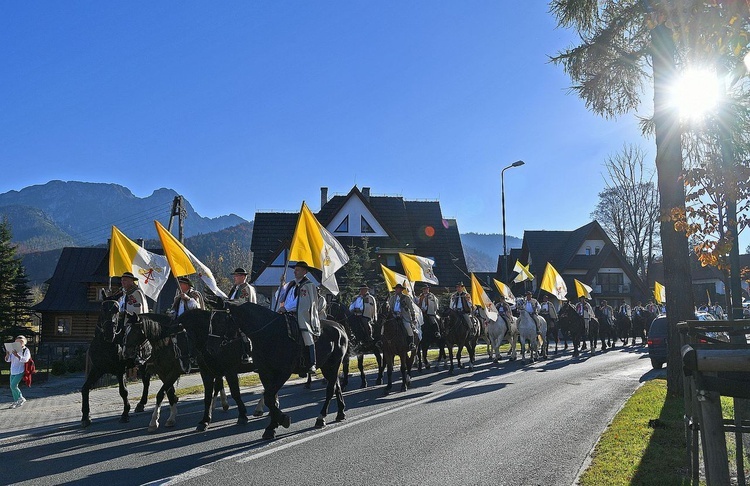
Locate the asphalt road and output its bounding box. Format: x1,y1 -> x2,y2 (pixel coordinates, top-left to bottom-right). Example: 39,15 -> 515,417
0,345 -> 655,486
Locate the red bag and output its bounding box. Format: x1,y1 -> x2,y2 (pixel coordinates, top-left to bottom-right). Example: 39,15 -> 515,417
22,358 -> 36,387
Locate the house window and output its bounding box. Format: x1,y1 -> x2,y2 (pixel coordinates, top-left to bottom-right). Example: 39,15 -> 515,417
597,273 -> 623,293
585,247 -> 591,256
386,255 -> 396,267
361,216 -> 375,234
334,216 -> 349,233
56,316 -> 72,335
595,247 -> 601,255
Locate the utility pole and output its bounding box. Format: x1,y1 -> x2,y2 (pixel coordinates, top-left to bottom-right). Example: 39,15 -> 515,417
167,195 -> 186,242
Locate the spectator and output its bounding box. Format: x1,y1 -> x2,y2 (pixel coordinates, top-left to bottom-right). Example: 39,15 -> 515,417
5,335 -> 31,409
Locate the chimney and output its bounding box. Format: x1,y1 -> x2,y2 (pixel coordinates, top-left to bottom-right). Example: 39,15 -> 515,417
320,187 -> 328,208
136,238 -> 145,248
362,187 -> 370,201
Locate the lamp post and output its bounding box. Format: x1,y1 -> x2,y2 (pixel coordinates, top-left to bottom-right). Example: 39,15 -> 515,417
502,160 -> 525,282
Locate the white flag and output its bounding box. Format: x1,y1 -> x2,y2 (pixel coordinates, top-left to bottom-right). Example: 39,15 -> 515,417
399,253 -> 439,285
109,226 -> 170,301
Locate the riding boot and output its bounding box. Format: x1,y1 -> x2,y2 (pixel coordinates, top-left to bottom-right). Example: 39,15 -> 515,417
306,344 -> 317,373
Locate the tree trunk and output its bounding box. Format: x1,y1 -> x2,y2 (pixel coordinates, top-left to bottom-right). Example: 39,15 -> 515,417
651,23 -> 695,397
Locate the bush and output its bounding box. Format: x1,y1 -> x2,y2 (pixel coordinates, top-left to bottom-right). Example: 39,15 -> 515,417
65,350 -> 86,373
50,361 -> 66,376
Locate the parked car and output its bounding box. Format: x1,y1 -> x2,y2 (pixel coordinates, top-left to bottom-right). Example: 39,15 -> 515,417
647,312 -> 724,369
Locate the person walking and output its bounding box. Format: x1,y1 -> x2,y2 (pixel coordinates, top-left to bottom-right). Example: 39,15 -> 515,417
5,335 -> 31,409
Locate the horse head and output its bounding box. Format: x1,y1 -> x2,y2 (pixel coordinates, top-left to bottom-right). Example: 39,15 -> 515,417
122,313 -> 148,363
347,314 -> 374,344
98,300 -> 123,343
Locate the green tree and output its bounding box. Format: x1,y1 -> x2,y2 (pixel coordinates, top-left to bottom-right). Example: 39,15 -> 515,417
548,0 -> 750,395
0,218 -> 33,332
338,237 -> 375,305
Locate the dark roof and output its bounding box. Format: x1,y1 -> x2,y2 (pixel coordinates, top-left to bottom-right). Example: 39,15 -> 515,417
33,247 -> 108,313
250,187 -> 469,288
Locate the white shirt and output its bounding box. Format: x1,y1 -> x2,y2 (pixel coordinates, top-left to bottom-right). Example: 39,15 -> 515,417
350,296 -> 364,312
177,296 -> 199,316
525,301 -> 535,314
283,280 -> 300,312
393,297 -> 401,313
5,347 -> 30,375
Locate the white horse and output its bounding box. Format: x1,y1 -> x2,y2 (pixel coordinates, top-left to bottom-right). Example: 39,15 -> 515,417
480,307 -> 517,363
514,308 -> 547,363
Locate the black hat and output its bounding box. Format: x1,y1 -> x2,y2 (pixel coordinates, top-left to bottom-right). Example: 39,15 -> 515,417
456,282 -> 465,287
290,261 -> 312,271
359,283 -> 370,289
178,277 -> 193,287
394,283 -> 405,290
525,290 -> 533,296
232,267 -> 248,275
420,284 -> 430,290
121,272 -> 138,281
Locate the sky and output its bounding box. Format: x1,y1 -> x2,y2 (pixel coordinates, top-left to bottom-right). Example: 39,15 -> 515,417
2,2 -> 745,251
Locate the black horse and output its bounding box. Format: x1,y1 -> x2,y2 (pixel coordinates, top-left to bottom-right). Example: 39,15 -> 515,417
615,312 -> 633,345
416,310 -> 446,371
442,309 -> 479,373
328,301 -> 383,390
122,313 -> 183,433
595,308 -> 616,349
227,302 -> 348,439
176,309 -> 251,431
631,309 -> 653,345
557,303 -> 585,358
81,300 -> 153,428
379,316 -> 419,394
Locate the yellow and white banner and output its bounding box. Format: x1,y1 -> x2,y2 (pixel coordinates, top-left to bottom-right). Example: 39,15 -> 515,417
512,260 -> 534,283
399,253 -> 439,285
471,273 -> 498,321
289,202 -> 349,295
381,264 -> 414,295
654,281 -> 666,304
540,263 -> 567,301
154,220 -> 227,298
493,278 -> 516,302
109,226 -> 170,301
574,279 -> 593,299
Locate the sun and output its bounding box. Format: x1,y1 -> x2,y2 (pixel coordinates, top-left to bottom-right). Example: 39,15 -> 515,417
671,68 -> 721,120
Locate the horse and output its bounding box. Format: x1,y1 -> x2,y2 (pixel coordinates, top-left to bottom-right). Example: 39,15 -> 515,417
556,303 -> 585,358
122,313 -> 184,432
595,308 -> 617,349
227,302 -> 348,439
615,312 -> 633,346
328,300 -> 383,390
442,309 -> 479,373
416,310 -> 446,371
480,307 -> 515,363
514,308 -> 547,363
379,316 -> 420,394
631,309 -> 653,345
81,300 -> 154,428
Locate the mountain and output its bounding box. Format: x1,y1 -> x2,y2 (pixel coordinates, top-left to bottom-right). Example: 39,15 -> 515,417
460,232 -> 522,272
0,181 -> 247,252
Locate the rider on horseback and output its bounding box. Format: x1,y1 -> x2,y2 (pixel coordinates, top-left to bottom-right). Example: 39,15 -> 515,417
119,272 -> 148,314
388,283 -> 417,351
418,284 -> 440,339
277,261 -> 320,374
496,294 -> 512,327
349,283 -> 378,344
539,294 -> 557,329
523,291 -> 542,336
225,267 -> 257,365
450,282 -> 475,338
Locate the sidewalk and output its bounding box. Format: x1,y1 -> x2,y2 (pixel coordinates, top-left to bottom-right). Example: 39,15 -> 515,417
0,371 -> 265,438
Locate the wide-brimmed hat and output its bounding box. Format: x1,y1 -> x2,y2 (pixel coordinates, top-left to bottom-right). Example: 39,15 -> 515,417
177,277 -> 193,287
394,283 -> 406,290
121,272 -> 138,281
456,282 -> 465,287
231,267 -> 248,275
15,335 -> 27,344
290,261 -> 312,271
359,283 -> 370,289
525,291 -> 533,296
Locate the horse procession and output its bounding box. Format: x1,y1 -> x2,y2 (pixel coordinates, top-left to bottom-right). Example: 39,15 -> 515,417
82,265 -> 658,443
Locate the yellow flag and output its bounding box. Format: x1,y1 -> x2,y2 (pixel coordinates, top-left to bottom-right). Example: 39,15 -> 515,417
493,278 -> 515,301
574,279 -> 593,299
512,260 -> 534,283
540,263 -> 568,300
109,226 -> 170,301
471,273 -> 498,321
289,202 -> 349,294
654,281 -> 666,304
380,264 -> 414,295
399,253 -> 439,284
154,221 -> 196,277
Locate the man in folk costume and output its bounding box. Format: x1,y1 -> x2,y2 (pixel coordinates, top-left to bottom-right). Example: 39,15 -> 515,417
619,301 -> 631,317
450,282 -> 476,337
539,294 -> 558,328
418,284 -> 441,339
599,300 -> 614,326
349,284 -> 378,343
576,295 -> 594,348
646,300 -> 658,315
388,283 -> 417,351
226,267 -> 257,365
277,261 -> 320,373
171,277 -> 205,317
495,294 -> 513,328
523,291 -> 543,336
119,272 -> 149,314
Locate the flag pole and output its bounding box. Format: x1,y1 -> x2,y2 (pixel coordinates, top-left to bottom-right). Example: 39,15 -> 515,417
275,202 -> 303,311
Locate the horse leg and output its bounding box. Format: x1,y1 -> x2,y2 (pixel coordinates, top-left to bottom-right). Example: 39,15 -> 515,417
448,345 -> 455,374
195,373 -> 213,431
375,351 -> 384,386
117,373 -> 131,423
422,339 -> 431,369
253,396 -> 265,417
81,369 -> 105,428
316,368 -> 337,428
225,373 -> 248,425
400,354 -> 409,392
149,384 -> 168,432
334,375 -> 346,422
383,357 -> 394,395
467,341 -> 476,371
357,353 -> 367,388
135,370 -> 150,413
164,384 -> 179,428
340,352 -> 350,391
212,378 -> 229,412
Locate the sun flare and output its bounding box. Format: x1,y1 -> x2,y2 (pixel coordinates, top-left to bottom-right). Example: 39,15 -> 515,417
671,68 -> 720,120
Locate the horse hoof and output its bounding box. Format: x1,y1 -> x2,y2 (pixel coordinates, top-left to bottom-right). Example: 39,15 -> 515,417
119,416 -> 130,423
335,412 -> 346,422
425,363 -> 431,370
222,404 -> 230,412
359,382 -> 368,389
253,411 -> 264,417
148,425 -> 158,433
281,414 -> 291,429
315,418 -> 326,428
165,420 -> 176,428
262,429 -> 276,440
134,403 -> 145,413
237,415 -> 249,425
195,422 -> 208,432
375,378 -> 383,386
382,389 -> 390,396
81,418 -> 91,428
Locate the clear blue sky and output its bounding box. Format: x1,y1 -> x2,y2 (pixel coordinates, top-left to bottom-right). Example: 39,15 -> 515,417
2,3 -> 742,250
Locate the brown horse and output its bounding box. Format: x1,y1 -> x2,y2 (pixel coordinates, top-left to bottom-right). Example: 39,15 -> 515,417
443,309 -> 480,373
379,316 -> 420,395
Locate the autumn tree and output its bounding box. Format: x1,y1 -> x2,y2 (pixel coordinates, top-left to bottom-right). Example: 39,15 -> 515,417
592,144 -> 660,277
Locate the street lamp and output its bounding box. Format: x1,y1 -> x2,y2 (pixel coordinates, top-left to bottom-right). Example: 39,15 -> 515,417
502,160 -> 525,282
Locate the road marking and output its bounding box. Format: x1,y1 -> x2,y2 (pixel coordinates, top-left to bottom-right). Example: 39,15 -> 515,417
141,466 -> 212,485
